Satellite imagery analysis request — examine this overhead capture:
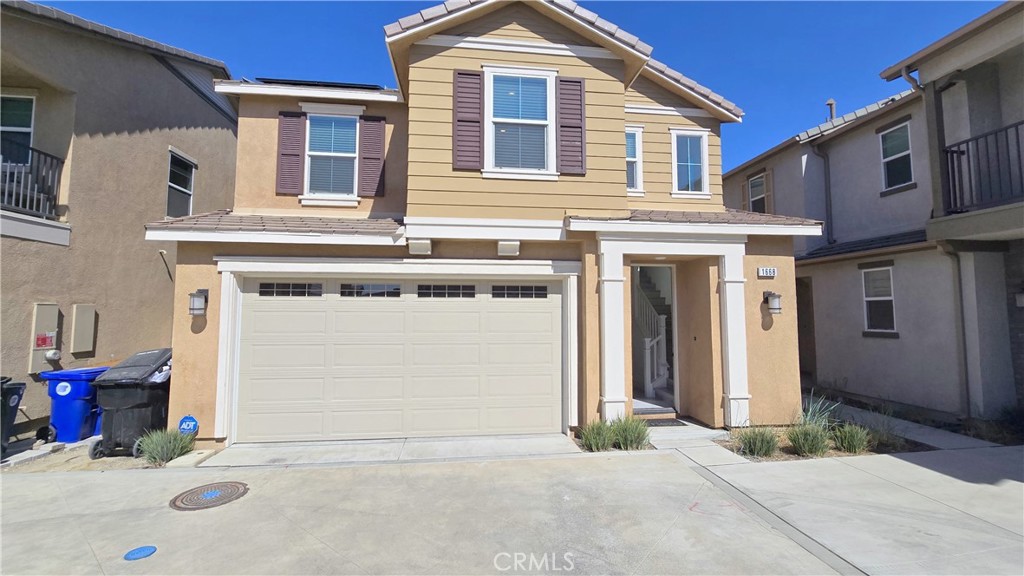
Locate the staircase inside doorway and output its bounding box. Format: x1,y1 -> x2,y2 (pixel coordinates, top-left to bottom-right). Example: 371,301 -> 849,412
632,266 -> 675,417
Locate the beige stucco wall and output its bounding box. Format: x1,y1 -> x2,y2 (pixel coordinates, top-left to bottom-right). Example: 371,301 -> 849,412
232,95 -> 408,218
0,13 -> 236,429
625,76 -> 725,212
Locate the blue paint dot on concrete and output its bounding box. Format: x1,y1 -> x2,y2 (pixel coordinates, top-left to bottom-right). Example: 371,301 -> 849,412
201,489 -> 222,500
124,546 -> 157,561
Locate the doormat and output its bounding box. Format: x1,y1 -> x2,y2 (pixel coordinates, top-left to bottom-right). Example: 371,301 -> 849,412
169,481 -> 248,511
645,419 -> 689,427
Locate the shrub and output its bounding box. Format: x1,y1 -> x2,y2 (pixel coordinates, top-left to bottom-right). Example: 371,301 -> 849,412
611,416 -> 650,451
832,423 -> 871,453
734,427 -> 778,458
787,424 -> 830,457
800,392 -> 839,430
578,420 -> 614,452
138,429 -> 195,466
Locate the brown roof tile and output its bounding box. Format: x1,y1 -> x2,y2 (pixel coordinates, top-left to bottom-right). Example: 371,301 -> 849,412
628,209 -> 819,227
146,210 -> 403,235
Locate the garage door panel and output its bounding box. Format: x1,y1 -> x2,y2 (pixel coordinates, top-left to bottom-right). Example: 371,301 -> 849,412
333,344 -> 404,368
237,278 -> 564,442
409,375 -> 481,399
246,344 -> 327,369
329,411 -> 404,436
331,377 -> 405,401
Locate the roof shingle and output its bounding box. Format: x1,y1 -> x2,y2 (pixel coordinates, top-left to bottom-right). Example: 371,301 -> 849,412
798,230 -> 928,260
573,209 -> 820,227
146,210 -> 403,236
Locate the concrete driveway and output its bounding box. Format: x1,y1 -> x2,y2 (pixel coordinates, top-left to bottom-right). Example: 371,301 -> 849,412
2,451 -> 830,575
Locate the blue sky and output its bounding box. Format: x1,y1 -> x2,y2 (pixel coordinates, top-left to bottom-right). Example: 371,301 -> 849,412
47,1 -> 999,171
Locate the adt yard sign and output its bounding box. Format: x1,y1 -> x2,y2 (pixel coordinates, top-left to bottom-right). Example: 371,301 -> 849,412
178,415 -> 199,435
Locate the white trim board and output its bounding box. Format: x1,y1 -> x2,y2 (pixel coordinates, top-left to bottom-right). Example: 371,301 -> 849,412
625,104 -> 714,118
214,82 -> 403,103
214,257 -> 582,277
299,102 -> 366,116
144,229 -> 406,246
403,216 -> 567,241
1,210 -> 70,246
416,34 -> 617,60
567,219 -> 823,237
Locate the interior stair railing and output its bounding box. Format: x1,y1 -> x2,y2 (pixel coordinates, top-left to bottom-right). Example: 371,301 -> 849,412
632,272 -> 669,399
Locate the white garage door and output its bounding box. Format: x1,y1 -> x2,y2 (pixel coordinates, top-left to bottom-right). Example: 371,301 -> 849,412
236,278 -> 563,442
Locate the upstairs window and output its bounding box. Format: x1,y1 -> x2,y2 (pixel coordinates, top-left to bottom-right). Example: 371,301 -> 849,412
1,95 -> 34,164
625,126 -> 644,193
166,152 -> 195,218
307,115 -> 357,195
671,129 -> 709,198
862,267 -> 896,332
748,173 -> 767,213
879,123 -> 912,190
484,67 -> 556,176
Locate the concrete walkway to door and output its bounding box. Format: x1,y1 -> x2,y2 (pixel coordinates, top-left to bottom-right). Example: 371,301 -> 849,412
200,434 -> 581,467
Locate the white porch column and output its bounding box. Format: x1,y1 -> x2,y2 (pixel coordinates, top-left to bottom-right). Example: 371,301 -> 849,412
598,248 -> 627,420
719,250 -> 751,427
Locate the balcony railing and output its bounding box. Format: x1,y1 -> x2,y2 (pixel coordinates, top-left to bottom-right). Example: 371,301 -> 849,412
1,137 -> 64,220
944,120 -> 1024,214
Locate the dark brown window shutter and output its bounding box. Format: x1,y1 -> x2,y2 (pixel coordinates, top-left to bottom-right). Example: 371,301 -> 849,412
276,111 -> 306,196
556,77 -> 586,175
452,70 -> 484,170
358,116 -> 386,197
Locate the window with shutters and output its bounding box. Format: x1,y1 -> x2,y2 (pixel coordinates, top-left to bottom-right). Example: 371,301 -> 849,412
167,152 -> 195,218
625,126 -> 644,195
862,267 -> 896,333
748,173 -> 767,214
306,114 -> 358,196
671,128 -> 710,199
483,66 -> 557,180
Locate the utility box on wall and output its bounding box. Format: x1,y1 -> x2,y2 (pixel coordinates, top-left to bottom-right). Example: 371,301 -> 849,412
71,304 -> 97,354
29,303 -> 60,373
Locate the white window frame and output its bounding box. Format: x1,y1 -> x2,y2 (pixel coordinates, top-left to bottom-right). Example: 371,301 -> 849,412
167,151 -> 195,217
862,266 -> 896,333
747,172 -> 767,213
625,125 -> 644,196
670,127 -> 711,199
303,113 -> 360,199
879,122 -> 913,191
483,64 -> 558,181
1,92 -> 36,162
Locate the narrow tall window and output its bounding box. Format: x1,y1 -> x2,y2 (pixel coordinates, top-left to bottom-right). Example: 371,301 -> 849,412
862,267 -> 895,332
0,95 -> 34,164
625,127 -> 643,193
671,129 -> 709,197
166,152 -> 195,218
880,123 -> 912,190
307,115 -> 358,195
748,173 -> 767,213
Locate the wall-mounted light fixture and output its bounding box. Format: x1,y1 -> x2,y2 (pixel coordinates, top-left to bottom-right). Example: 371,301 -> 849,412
763,291 -> 782,315
188,289 -> 209,316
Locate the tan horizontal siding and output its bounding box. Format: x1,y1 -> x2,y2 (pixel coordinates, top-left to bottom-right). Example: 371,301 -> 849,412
407,175 -> 625,195
626,75 -> 708,110
444,3 -> 598,47
410,190 -> 627,209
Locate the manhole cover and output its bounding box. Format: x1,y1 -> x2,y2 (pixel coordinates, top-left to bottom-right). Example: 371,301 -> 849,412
169,481 -> 248,511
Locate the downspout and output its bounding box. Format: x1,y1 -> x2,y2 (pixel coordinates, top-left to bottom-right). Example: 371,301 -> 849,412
940,243 -> 972,420
900,66 -> 923,92
811,144 -> 836,244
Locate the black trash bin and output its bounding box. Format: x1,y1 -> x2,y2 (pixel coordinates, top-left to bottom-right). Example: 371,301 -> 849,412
90,348 -> 172,459
2,376 -> 27,454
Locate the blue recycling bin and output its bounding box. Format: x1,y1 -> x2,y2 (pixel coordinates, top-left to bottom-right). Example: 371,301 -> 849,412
40,367 -> 109,443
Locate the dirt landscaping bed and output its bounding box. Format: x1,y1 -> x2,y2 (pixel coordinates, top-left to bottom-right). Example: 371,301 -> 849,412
2,445 -> 153,473
715,426 -> 933,462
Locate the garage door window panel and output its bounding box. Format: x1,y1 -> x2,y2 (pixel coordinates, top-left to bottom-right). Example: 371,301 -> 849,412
340,283 -> 401,298
258,283 -> 323,297
492,285 -> 548,299
417,284 -> 476,298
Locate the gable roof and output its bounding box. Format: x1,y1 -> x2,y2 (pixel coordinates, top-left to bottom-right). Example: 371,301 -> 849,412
384,0 -> 742,121
2,0 -> 230,77
880,1 -> 1023,81
724,90 -> 919,178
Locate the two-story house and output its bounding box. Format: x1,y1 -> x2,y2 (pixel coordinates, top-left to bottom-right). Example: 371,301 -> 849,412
147,0 -> 820,447
0,1 -> 237,439
723,2 -> 1022,422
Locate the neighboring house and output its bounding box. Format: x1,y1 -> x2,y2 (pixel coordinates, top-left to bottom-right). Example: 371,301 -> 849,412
0,1 -> 237,436
724,2 -> 1022,421
147,0 -> 820,447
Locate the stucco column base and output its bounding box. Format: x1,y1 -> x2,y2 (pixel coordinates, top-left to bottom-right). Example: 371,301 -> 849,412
724,394 -> 751,428
600,396 -> 628,421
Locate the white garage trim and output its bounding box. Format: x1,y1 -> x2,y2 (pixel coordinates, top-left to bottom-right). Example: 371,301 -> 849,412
214,257 -> 580,445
